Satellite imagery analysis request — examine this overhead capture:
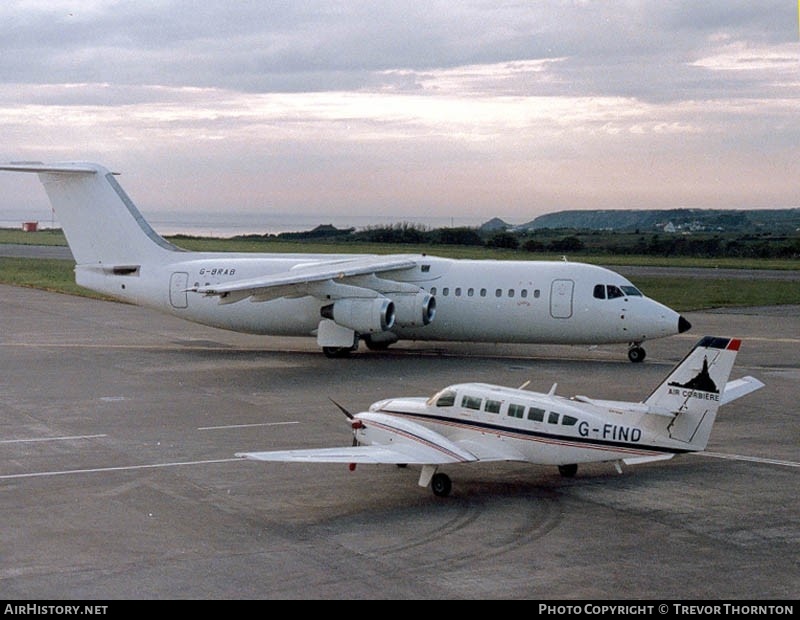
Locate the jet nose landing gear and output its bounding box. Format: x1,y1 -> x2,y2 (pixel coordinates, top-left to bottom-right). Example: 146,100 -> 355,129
628,343 -> 646,363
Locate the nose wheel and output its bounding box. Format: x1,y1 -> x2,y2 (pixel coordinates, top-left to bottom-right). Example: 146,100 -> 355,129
627,344 -> 646,363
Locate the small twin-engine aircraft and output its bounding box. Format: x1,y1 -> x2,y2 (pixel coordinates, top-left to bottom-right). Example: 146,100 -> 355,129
0,161 -> 690,361
237,336 -> 764,497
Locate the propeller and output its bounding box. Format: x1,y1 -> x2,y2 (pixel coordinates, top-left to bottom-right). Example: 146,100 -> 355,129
329,397 -> 353,419
329,398 -> 361,446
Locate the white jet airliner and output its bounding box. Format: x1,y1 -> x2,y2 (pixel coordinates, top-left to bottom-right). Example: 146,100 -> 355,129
237,336 -> 763,497
0,162 -> 691,360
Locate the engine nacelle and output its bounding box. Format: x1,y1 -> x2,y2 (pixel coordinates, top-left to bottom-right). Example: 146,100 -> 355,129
391,291 -> 436,327
320,297 -> 395,333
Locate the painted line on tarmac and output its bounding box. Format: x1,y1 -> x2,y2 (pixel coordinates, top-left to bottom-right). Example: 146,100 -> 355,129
0,433 -> 107,445
0,457 -> 242,480
695,451 -> 800,468
198,421 -> 300,431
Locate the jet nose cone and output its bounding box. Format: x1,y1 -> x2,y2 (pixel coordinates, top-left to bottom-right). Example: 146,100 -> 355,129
678,315 -> 692,333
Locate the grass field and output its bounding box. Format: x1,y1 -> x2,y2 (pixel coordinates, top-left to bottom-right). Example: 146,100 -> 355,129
2,230 -> 799,311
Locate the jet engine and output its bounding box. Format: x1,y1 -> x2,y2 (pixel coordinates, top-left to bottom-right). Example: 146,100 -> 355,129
391,291 -> 436,327
320,297 -> 395,333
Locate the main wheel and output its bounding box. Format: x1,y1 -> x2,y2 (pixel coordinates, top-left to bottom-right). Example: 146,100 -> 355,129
431,472 -> 452,497
558,464 -> 578,478
628,346 -> 646,363
323,346 -> 354,358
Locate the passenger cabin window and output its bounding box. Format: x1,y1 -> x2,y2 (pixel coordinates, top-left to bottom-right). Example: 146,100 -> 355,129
495,289 -> 502,298
468,288 -> 474,297
455,287 -> 462,296
508,289 -> 514,298
562,415 -> 578,426
534,289 -> 540,298
430,287 -> 437,295
508,403 -> 525,418
480,289 -> 487,297
462,395 -> 482,410
521,289 -> 528,298
528,407 -> 545,422
548,412 -> 560,424
433,390 -> 456,407
484,399 -> 502,414
443,287 -> 449,296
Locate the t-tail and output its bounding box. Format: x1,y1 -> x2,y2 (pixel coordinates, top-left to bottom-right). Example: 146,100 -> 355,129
644,336 -> 763,451
0,162 -> 181,266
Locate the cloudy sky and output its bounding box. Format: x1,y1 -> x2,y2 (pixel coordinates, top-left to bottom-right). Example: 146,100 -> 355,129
1,1 -> 798,225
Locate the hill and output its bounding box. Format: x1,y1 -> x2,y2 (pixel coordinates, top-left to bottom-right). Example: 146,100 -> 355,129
515,208 -> 800,233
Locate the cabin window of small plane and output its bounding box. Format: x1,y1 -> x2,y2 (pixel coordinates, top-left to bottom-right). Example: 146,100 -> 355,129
462,395 -> 482,410
433,390 -> 456,407
607,285 -> 625,299
594,284 -> 606,299
548,412 -> 560,424
455,287 -> 462,296
561,415 -> 578,426
480,288 -> 487,297
495,289 -> 502,297
528,407 -> 545,422
621,285 -> 642,297
508,403 -> 525,418
484,399 -> 502,414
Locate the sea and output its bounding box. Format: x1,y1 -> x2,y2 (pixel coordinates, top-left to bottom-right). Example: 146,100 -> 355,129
0,207 -> 493,238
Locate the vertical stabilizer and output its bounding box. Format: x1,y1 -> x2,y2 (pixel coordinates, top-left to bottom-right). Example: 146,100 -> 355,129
644,336 -> 742,449
0,162 -> 181,265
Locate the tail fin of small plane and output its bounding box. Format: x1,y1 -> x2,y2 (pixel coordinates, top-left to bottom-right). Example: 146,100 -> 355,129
644,336 -> 759,450
0,162 -> 181,265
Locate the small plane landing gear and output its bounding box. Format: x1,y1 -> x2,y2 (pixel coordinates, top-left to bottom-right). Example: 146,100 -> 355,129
558,464 -> 578,478
627,344 -> 646,363
431,472 -> 452,497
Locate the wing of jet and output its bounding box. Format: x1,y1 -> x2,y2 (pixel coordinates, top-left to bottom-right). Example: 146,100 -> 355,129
192,255 -> 418,299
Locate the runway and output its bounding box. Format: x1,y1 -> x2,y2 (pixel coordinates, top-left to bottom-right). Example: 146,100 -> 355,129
0,284 -> 797,600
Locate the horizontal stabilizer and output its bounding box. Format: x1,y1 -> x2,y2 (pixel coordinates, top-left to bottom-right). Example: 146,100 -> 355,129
721,376 -> 765,405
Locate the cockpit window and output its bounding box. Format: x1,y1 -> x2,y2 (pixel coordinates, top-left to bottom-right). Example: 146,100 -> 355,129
430,389 -> 456,407
621,285 -> 642,297
593,284 -> 606,299
606,285 -> 625,299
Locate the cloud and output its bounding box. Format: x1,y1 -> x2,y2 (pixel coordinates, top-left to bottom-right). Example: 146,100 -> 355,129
1,1 -> 799,221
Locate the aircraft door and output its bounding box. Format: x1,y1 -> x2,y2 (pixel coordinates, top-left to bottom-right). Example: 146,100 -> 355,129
550,279 -> 574,319
169,272 -> 189,309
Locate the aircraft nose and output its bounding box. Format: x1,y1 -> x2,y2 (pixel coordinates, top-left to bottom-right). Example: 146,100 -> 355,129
678,315 -> 692,333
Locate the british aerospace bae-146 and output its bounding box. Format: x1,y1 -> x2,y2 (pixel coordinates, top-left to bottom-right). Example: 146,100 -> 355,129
237,336 -> 763,497
0,162 -> 690,360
